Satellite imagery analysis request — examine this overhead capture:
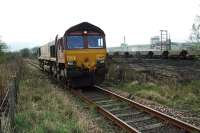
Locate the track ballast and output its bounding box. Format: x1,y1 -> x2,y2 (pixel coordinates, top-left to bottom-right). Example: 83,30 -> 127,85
72,86 -> 200,133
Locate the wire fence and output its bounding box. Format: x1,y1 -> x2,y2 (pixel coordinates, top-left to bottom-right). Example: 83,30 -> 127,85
0,70 -> 20,133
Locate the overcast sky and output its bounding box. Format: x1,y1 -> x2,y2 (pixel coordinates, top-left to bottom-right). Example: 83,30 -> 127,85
0,0 -> 199,51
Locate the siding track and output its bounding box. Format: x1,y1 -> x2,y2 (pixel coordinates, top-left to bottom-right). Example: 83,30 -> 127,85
71,86 -> 200,133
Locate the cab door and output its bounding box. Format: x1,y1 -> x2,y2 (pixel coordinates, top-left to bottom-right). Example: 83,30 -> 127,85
57,38 -> 65,63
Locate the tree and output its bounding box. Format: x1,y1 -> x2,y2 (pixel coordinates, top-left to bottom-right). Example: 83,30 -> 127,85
20,48 -> 30,57
30,47 -> 39,58
0,38 -> 7,56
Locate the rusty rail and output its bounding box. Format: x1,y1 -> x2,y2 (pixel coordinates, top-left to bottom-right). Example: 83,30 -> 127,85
0,76 -> 19,133
71,89 -> 140,133
27,60 -> 40,69
71,86 -> 200,133
94,86 -> 200,133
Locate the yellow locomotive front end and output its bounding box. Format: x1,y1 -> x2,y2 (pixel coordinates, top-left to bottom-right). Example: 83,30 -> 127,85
64,22 -> 107,87
66,49 -> 106,71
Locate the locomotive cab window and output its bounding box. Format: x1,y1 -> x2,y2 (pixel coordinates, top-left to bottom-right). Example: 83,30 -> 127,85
88,36 -> 104,48
67,36 -> 84,49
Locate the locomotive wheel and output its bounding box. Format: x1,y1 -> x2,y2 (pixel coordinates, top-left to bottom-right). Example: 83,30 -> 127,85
52,65 -> 57,78
66,79 -> 71,89
179,50 -> 188,59
56,73 -> 61,83
147,51 -> 154,58
41,62 -> 45,71
49,65 -> 53,75
162,51 -> 169,59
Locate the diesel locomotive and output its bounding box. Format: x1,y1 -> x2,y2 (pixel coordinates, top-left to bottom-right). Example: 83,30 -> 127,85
38,22 -> 107,87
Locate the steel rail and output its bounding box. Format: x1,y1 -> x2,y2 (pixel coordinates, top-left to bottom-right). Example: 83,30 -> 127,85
27,61 -> 40,69
0,88 -> 9,110
95,85 -> 200,133
71,89 -> 140,133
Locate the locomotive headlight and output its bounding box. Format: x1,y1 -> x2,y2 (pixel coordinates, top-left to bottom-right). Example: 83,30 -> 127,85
98,60 -> 105,63
83,30 -> 87,34
67,61 -> 75,65
97,59 -> 105,64
67,56 -> 76,66
96,54 -> 105,64
67,61 -> 76,67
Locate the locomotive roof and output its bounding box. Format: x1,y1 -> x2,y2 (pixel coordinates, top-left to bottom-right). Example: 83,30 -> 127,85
65,22 -> 105,35
40,41 -> 55,48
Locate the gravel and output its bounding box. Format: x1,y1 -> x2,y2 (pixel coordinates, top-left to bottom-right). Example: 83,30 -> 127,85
104,86 -> 200,128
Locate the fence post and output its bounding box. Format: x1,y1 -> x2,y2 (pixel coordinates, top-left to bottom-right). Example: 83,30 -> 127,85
0,116 -> 2,133
8,80 -> 15,132
14,76 -> 18,104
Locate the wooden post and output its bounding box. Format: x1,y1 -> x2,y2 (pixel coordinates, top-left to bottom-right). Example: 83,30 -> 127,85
13,77 -> 18,104
17,71 -> 20,98
8,81 -> 15,132
0,116 -> 2,133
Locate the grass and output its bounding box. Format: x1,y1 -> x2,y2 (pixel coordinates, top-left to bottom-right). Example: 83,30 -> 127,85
0,52 -> 19,64
15,62 -> 124,133
15,64 -> 85,133
104,80 -> 200,116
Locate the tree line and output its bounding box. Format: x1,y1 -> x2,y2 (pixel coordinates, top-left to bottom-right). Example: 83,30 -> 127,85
0,38 -> 38,62
0,39 -> 7,56
19,47 -> 38,58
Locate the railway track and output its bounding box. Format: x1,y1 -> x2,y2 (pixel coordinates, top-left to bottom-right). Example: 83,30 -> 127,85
71,86 -> 200,133
28,60 -> 200,133
26,60 -> 41,69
